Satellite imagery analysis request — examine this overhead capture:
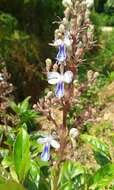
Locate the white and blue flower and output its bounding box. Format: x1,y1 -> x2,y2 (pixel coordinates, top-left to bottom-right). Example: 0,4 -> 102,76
47,71 -> 73,98
38,135 -> 60,161
56,43 -> 66,63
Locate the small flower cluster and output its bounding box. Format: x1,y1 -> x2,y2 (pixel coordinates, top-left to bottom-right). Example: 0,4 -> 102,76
34,0 -> 96,162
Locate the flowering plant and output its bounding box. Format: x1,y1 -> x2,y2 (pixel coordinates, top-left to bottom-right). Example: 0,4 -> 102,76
34,0 -> 96,164
1,1 -> 114,190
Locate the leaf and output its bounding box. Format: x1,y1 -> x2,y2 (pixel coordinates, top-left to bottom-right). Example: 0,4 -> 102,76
25,161 -> 40,190
14,128 -> 30,182
93,151 -> 111,166
0,180 -> 26,190
90,163 -> 114,190
29,161 -> 40,187
58,161 -> 85,190
20,96 -> 31,113
1,155 -> 13,168
10,166 -> 19,182
0,176 -> 5,184
80,134 -> 111,165
9,101 -> 19,113
109,71 -> 114,82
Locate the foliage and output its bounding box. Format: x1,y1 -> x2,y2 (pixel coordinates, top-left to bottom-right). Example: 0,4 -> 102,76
0,180 -> 26,190
9,97 -> 38,129
1,125 -> 114,190
91,10 -> 114,26
1,0 -> 114,190
58,161 -> 86,190
14,128 -> 30,182
84,29 -> 114,79
105,0 -> 114,13
81,134 -> 111,166
0,12 -> 44,101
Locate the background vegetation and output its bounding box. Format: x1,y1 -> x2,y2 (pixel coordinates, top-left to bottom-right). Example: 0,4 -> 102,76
1,0 -> 114,189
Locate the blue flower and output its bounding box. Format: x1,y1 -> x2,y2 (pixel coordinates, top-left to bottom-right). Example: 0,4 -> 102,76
56,43 -> 66,63
38,135 -> 60,161
47,71 -> 73,98
41,143 -> 50,161
55,81 -> 64,98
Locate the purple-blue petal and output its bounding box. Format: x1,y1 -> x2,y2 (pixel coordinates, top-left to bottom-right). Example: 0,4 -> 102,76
56,44 -> 66,62
55,82 -> 64,98
41,144 -> 50,161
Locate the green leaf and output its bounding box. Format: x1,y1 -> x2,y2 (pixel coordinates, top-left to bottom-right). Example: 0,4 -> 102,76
2,155 -> 13,168
20,96 -> 31,113
90,163 -> 114,190
9,101 -> 19,113
0,176 -> 5,184
80,134 -> 111,165
29,161 -> 40,187
109,71 -> 114,82
58,161 -> 85,190
14,128 -> 30,182
10,166 -> 19,182
0,180 -> 26,190
25,161 -> 40,190
93,151 -> 111,166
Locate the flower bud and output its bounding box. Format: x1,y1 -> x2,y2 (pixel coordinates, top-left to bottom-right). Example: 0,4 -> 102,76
62,0 -> 73,8
39,98 -> 44,105
45,99 -> 51,106
45,58 -> 52,72
60,64 -> 64,74
62,17 -> 69,26
64,7 -> 71,18
93,72 -> 99,79
33,104 -> 37,109
47,91 -> 53,98
45,58 -> 52,66
59,24 -> 65,33
69,128 -> 79,139
87,70 -> 93,81
75,1 -> 79,9
73,80 -> 79,87
71,18 -> 76,25
77,15 -> 82,27
58,32 -> 63,39
85,10 -> 91,19
81,1 -> 87,9
86,0 -> 94,9
54,29 -> 60,39
53,64 -> 58,72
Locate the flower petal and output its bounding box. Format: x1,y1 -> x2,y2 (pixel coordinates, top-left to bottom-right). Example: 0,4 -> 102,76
41,144 -> 50,161
64,36 -> 71,47
56,44 -> 66,62
63,71 -> 73,83
38,137 -> 48,144
47,72 -> 60,84
50,139 -> 60,149
55,82 -> 64,98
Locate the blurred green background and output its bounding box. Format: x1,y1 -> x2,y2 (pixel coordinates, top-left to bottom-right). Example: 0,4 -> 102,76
0,0 -> 114,101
